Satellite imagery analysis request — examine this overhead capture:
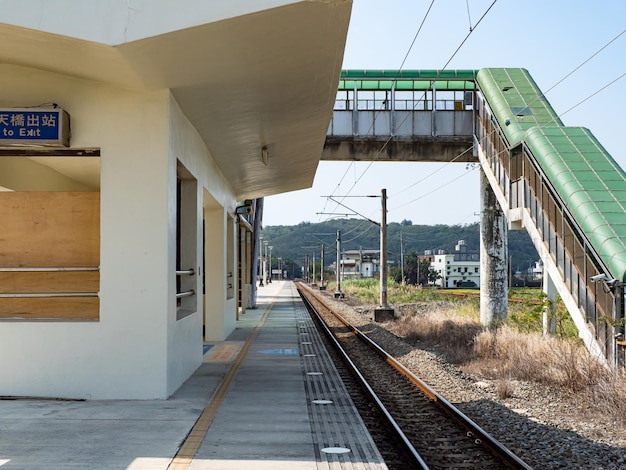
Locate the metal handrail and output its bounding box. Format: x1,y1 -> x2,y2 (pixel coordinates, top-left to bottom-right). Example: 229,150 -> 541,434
176,290 -> 195,299
176,269 -> 195,276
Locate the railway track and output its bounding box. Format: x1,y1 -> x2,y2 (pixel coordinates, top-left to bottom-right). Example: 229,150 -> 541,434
297,283 -> 533,470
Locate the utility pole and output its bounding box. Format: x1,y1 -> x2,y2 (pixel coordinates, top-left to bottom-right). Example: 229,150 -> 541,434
320,244 -> 325,289
375,188 -> 394,320
335,230 -> 343,298
263,241 -> 268,285
400,229 -> 405,285
259,237 -> 265,287
417,258 -> 420,287
380,188 -> 388,308
312,252 -> 316,286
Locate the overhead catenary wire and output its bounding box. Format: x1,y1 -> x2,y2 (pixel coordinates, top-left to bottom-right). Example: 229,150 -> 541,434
310,16 -> 625,276
342,223 -> 379,244
322,1 -> 438,221
323,3 -> 622,230
323,0 -> 499,222
389,26 -> 626,217
318,160 -> 358,221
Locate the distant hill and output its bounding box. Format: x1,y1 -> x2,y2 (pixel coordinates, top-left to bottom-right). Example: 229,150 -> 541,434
261,219 -> 539,275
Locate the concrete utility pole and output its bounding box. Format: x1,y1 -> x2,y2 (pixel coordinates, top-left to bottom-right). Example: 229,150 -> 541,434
259,236 -> 265,287
320,244 -> 325,289
263,241 -> 269,284
400,230 -> 405,285
335,230 -> 343,298
375,189 -> 394,321
380,188 -> 388,308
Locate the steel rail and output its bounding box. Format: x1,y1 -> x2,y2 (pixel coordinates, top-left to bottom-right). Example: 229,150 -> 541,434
298,284 -> 533,470
297,287 -> 429,469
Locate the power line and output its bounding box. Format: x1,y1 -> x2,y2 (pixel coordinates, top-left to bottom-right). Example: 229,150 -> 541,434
389,24 -> 625,216
326,3 -> 619,228
397,0 -> 436,72
541,28 -> 625,99
322,1 -> 438,220
559,72 -> 626,120
391,164 -> 479,212
338,0 -> 499,202
342,223 -> 378,244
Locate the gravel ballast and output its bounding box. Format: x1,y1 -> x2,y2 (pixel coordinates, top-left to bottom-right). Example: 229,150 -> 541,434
305,286 -> 626,469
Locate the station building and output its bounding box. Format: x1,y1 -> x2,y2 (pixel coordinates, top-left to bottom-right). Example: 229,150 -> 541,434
0,1 -> 351,399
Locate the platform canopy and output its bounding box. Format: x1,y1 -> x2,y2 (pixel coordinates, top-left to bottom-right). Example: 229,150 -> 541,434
0,0 -> 352,199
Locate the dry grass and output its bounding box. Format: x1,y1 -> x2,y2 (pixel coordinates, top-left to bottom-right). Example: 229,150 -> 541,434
337,279 -> 626,421
388,302 -> 626,422
390,301 -> 483,363
496,379 -> 515,399
588,372 -> 626,426
471,327 -> 607,392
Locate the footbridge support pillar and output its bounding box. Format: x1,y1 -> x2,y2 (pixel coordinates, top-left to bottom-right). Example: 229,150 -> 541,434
479,169 -> 508,326
543,273 -> 557,335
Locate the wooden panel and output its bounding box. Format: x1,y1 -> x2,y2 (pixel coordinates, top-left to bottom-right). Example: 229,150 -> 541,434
0,271 -> 99,294
0,192 -> 99,267
0,297 -> 99,320
0,192 -> 100,321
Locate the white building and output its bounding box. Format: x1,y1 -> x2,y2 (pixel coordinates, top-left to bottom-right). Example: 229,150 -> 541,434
0,1 -> 351,399
430,240 -> 480,288
342,249 -> 380,278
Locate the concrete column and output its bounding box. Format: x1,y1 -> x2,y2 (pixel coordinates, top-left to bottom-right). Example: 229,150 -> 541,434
543,271 -> 557,335
480,169 -> 508,326
616,286 -> 624,368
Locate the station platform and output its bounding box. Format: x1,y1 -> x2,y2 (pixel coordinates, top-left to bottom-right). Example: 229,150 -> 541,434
0,281 -> 387,469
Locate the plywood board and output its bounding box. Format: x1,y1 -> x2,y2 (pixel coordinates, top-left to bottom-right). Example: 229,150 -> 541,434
0,192 -> 99,268
0,271 -> 99,294
0,191 -> 100,320
0,297 -> 99,320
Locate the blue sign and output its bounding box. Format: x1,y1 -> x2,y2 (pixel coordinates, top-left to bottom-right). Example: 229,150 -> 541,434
0,108 -> 70,147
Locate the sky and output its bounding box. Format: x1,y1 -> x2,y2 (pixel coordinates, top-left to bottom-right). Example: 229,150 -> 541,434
263,0 -> 626,228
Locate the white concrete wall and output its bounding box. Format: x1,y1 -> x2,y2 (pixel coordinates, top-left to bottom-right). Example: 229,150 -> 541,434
0,67 -> 239,399
0,64 -> 172,399
167,96 -> 237,394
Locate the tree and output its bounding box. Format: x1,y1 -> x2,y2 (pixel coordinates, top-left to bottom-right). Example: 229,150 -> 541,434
428,268 -> 442,286
391,251 -> 432,286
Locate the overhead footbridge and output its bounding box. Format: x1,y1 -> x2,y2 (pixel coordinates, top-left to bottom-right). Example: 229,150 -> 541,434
324,68 -> 626,367
475,68 -> 626,367
324,69 -> 478,162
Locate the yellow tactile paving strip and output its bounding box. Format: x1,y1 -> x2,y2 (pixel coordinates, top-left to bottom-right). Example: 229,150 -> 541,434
167,302 -> 273,470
